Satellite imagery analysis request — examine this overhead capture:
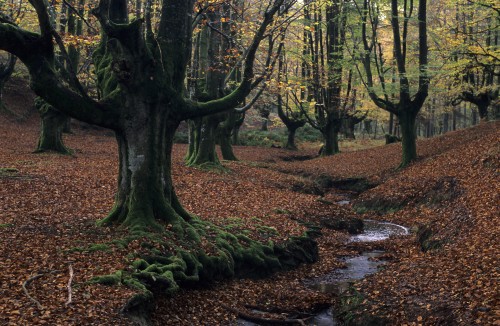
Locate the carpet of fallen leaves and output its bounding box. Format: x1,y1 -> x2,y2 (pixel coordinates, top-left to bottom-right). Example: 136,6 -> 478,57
1,78 -> 498,325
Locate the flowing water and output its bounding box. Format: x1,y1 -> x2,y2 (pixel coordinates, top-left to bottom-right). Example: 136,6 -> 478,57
236,220 -> 409,325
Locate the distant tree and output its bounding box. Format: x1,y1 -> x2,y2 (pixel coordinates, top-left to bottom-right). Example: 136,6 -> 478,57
186,0 -> 286,165
448,0 -> 499,121
34,98 -> 71,153
352,0 -> 429,167
294,0 -> 350,156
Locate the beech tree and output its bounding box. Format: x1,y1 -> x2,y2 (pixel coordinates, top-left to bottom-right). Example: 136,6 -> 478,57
0,0 -> 291,231
275,41 -> 306,150
294,0 -> 350,156
446,0 -> 499,121
352,0 -> 429,167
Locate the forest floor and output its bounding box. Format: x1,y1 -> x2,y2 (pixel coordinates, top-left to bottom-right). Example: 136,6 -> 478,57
0,77 -> 498,325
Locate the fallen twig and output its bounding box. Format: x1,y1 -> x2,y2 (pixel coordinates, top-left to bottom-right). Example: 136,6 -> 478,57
22,274 -> 46,310
65,265 -> 74,306
22,270 -> 61,311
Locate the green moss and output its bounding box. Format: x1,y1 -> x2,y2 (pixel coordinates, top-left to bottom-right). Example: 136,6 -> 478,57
88,243 -> 111,252
87,216 -> 320,320
90,270 -> 123,285
68,243 -> 111,253
185,225 -> 201,243
273,208 -> 292,214
132,259 -> 149,270
0,223 -> 14,228
0,167 -> 18,174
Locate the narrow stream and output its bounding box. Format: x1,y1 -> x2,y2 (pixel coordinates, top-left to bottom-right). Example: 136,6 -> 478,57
236,220 -> 409,325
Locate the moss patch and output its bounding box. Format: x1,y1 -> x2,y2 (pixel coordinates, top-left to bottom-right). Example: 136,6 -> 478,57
88,217 -> 319,320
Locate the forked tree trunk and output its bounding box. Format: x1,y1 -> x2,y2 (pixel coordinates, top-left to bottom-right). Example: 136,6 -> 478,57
0,0 -> 287,232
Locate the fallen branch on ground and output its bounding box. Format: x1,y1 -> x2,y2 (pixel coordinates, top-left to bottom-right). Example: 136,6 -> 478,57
222,304 -> 312,325
65,265 -> 74,306
244,304 -> 316,318
22,270 -> 60,311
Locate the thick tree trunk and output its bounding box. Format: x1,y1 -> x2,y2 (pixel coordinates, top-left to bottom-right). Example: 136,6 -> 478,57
321,122 -> 340,156
477,102 -> 489,121
261,118 -> 269,131
389,112 -> 394,135
398,110 -> 418,167
220,132 -> 237,161
443,112 -> 449,133
35,99 -> 70,154
344,119 -> 356,139
186,116 -> 222,166
471,109 -> 477,125
0,53 -> 16,112
100,110 -> 191,231
285,128 -> 298,150
219,112 -> 239,161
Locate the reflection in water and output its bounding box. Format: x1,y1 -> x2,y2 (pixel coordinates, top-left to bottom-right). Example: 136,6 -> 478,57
305,250 -> 385,295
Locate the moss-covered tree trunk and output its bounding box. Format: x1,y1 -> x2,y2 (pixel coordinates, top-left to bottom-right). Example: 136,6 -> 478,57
101,108 -> 191,231
231,112 -> 245,146
186,115 -> 223,166
218,111 -> 241,161
35,98 -> 70,154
